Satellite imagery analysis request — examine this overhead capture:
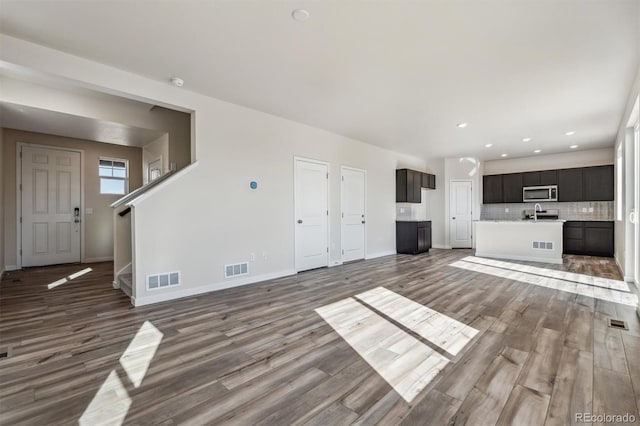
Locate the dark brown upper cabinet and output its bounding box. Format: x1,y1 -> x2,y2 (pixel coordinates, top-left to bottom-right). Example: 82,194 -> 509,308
396,169 -> 436,203
558,168 -> 583,202
539,170 -> 558,186
482,175 -> 503,204
502,173 -> 524,203
582,165 -> 614,201
421,172 -> 436,190
396,169 -> 421,203
522,170 -> 558,187
484,165 -> 612,204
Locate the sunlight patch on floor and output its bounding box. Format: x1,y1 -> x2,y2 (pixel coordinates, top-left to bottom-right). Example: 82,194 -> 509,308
79,370 -> 131,426
462,256 -> 630,291
450,259 -> 638,307
80,321 -> 163,425
356,287 -> 478,356
47,267 -> 93,289
119,321 -> 164,388
316,289 -> 478,402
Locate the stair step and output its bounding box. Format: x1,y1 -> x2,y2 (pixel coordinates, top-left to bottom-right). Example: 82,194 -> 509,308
118,273 -> 133,297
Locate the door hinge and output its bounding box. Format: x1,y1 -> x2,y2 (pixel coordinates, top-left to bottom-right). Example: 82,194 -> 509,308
20,249 -> 22,255
342,176 -> 344,181
19,184 -> 22,191
327,247 -> 329,253
342,249 -> 344,255
341,212 -> 344,218
326,172 -> 329,179
326,210 -> 328,216
20,217 -> 22,223
19,151 -> 22,158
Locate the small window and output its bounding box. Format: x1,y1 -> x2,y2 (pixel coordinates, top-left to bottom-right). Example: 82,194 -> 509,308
99,158 -> 128,195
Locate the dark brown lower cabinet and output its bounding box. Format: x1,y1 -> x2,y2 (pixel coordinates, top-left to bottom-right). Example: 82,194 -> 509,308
563,221 -> 614,257
396,221 -> 432,255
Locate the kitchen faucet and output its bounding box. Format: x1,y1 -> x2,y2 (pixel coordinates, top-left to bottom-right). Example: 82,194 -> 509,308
534,203 -> 543,221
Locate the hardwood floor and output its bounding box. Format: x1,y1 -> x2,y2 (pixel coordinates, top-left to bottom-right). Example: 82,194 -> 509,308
1,250 -> 639,425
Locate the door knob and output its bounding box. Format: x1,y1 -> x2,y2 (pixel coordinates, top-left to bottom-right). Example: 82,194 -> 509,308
452,217 -> 456,220
362,220 -> 366,224
297,219 -> 303,224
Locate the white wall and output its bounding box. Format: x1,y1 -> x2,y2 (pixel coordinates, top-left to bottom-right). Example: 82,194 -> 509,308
0,35 -> 426,304
0,127 -> 4,274
484,148 -> 614,175
424,158 -> 445,247
443,157 -> 483,249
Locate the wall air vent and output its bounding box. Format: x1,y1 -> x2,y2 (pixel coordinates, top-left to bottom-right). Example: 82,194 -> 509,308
147,271 -> 180,290
225,262 -> 249,278
532,241 -> 554,250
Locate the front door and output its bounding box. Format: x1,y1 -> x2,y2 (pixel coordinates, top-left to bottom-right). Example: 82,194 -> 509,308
294,158 -> 329,272
341,167 -> 366,262
21,145 -> 81,267
450,180 -> 473,248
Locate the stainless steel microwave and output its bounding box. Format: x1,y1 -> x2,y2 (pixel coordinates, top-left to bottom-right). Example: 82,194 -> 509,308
523,185 -> 558,202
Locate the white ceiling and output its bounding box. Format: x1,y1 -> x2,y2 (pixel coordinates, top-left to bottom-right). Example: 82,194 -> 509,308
0,0 -> 638,160
0,102 -> 166,147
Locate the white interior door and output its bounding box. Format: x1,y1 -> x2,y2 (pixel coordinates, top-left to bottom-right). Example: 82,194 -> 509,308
21,145 -> 81,267
450,180 -> 472,248
341,167 -> 366,262
295,158 -> 329,272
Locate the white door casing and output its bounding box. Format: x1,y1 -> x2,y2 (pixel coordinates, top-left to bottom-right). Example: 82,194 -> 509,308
341,167 -> 366,262
21,145 -> 81,267
634,120 -> 639,286
294,158 -> 329,272
450,180 -> 473,248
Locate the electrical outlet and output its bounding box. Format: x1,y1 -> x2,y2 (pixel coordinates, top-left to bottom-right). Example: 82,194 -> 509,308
250,253 -> 256,262
505,208 -> 509,213
588,207 -> 594,213
582,207 -> 587,212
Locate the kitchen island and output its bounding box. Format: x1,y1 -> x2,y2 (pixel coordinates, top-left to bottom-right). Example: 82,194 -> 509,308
474,220 -> 565,264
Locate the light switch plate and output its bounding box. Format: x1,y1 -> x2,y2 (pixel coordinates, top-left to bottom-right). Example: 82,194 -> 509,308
582,207 -> 587,212
589,207 -> 594,213
505,208 -> 509,213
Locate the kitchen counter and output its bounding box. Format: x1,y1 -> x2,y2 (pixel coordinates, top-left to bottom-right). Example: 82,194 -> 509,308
474,220 -> 564,264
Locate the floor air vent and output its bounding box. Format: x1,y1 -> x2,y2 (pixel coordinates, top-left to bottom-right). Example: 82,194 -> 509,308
608,319 -> 628,330
147,271 -> 180,290
225,262 -> 249,278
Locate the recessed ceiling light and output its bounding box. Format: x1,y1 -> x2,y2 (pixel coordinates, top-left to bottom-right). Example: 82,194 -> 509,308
170,77 -> 184,87
565,131 -> 576,136
522,137 -> 532,142
570,144 -> 579,149
457,122 -> 468,128
501,153 -> 508,157
533,149 -> 541,153
485,143 -> 493,148
292,9 -> 310,21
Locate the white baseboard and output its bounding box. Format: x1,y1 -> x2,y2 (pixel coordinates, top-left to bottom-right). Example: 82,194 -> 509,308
84,257 -> 114,263
4,265 -> 19,271
474,252 -> 564,265
365,250 -> 396,260
112,280 -> 120,289
431,244 -> 450,249
132,269 -> 297,307
329,260 -> 343,267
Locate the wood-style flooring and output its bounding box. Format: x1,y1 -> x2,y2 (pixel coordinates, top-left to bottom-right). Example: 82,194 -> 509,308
1,250 -> 639,425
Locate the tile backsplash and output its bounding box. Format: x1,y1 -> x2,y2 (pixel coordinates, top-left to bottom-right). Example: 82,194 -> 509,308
480,201 -> 614,221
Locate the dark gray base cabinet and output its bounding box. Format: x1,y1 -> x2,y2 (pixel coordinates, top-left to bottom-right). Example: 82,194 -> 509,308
563,221 -> 614,257
396,221 -> 432,255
